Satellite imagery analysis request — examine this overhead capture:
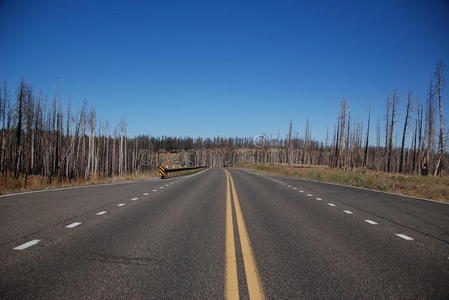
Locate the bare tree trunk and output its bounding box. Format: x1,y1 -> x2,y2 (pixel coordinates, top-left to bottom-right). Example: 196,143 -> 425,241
14,81 -> 26,179
399,91 -> 412,173
363,108 -> 370,168
411,107 -> 419,173
287,119 -> 292,164
434,61 -> 445,176
388,90 -> 398,172
424,81 -> 434,176
385,97 -> 390,171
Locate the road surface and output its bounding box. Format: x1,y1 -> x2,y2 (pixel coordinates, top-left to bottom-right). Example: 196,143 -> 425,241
0,168 -> 448,299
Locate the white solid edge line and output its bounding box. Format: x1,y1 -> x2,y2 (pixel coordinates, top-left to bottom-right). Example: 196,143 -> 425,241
395,233 -> 414,240
181,168 -> 208,179
0,177 -> 163,198
327,203 -> 336,206
237,168 -> 449,206
0,167 -> 200,198
131,197 -> 139,201
364,219 -> 378,225
65,222 -> 82,228
343,210 -> 353,214
14,239 -> 41,250
117,203 -> 125,207
96,211 -> 107,215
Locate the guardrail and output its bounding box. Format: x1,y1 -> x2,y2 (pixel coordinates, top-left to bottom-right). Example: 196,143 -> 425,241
159,165 -> 207,179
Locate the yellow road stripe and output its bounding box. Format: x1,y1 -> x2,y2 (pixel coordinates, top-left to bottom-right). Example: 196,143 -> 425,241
225,169 -> 265,300
225,170 -> 239,300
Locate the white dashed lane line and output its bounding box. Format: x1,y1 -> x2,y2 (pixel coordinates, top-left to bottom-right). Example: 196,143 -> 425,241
252,171 -> 418,244
14,239 -> 41,250
152,189 -> 157,192
65,222 -> 82,228
364,219 -> 378,225
395,234 -> 414,240
96,211 -> 107,215
117,203 -> 125,207
131,197 -> 138,201
143,193 -> 149,196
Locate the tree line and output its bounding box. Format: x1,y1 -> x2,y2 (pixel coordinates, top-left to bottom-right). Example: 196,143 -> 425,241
0,81 -> 256,186
328,61 -> 447,175
231,62 -> 448,176
1,62 -> 447,187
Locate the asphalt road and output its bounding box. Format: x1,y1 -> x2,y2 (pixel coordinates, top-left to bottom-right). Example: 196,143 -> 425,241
0,168 -> 448,299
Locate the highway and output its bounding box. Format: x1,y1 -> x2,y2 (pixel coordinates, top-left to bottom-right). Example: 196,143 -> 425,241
0,168 -> 448,299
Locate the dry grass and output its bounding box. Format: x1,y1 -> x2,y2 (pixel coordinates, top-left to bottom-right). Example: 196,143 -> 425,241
0,170 -> 160,195
235,163 -> 449,203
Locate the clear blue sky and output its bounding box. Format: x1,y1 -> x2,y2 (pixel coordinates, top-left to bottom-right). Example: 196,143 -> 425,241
1,0 -> 448,141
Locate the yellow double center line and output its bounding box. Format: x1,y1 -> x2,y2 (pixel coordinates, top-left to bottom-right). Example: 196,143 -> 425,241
224,169 -> 265,300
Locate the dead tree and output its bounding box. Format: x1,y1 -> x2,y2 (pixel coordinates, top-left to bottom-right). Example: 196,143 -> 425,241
287,119 -> 293,164
386,90 -> 398,172
14,81 -> 26,178
399,91 -> 412,173
434,61 -> 445,176
363,108 -> 370,168
423,81 -> 435,175
384,97 -> 390,171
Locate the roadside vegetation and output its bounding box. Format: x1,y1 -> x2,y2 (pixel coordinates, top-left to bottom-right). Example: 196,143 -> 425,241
236,163 -> 449,203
